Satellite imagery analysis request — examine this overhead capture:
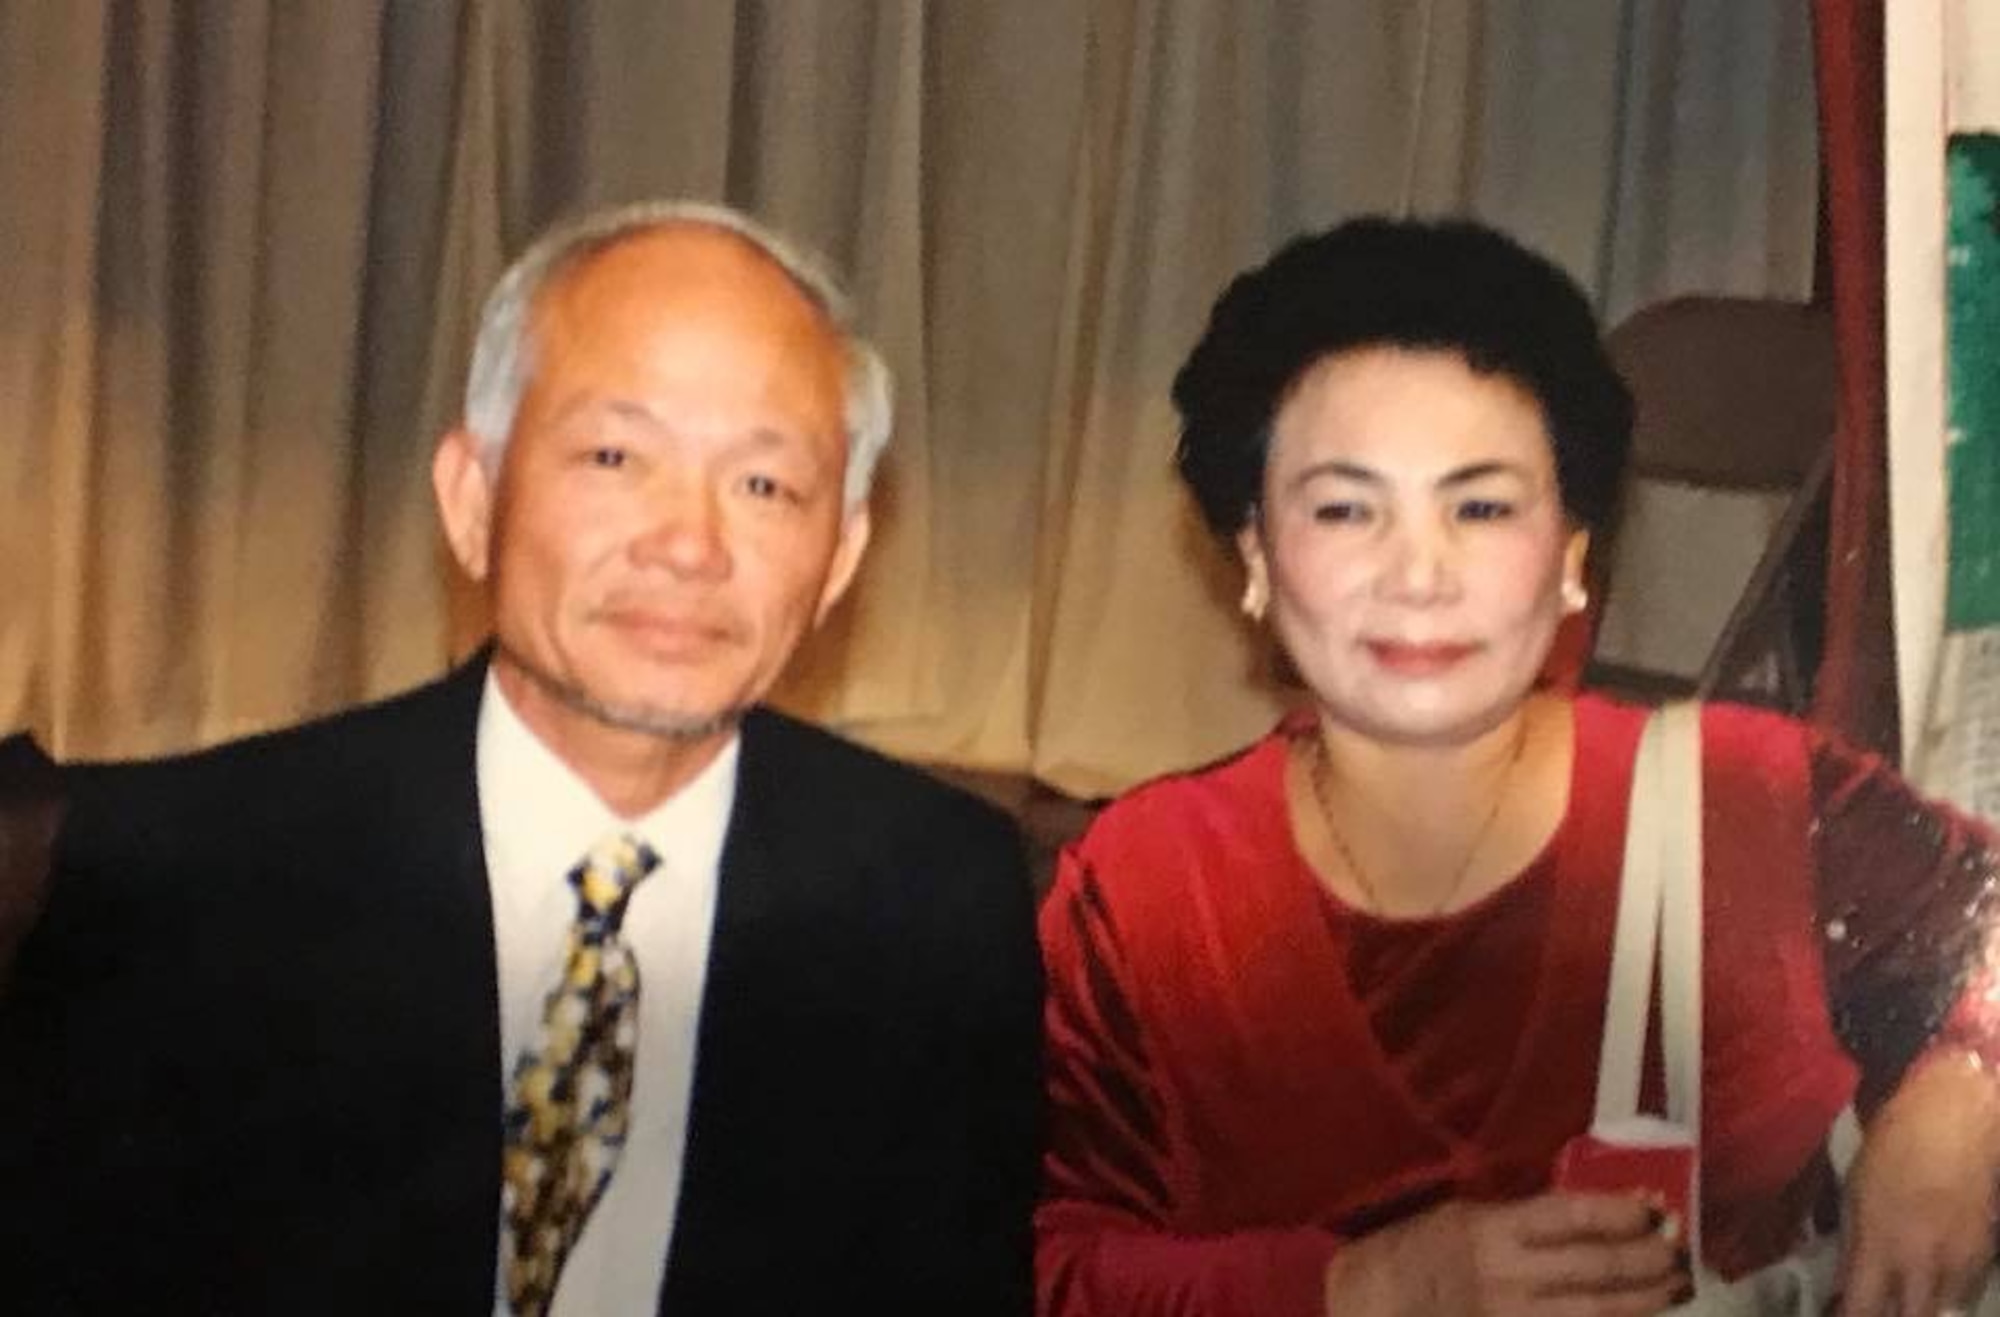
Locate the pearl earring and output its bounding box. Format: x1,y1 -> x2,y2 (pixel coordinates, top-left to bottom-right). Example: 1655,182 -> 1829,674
1562,580 -> 1589,614
1241,582 -> 1268,622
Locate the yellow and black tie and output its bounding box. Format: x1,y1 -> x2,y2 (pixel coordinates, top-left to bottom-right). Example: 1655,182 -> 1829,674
501,832 -> 661,1317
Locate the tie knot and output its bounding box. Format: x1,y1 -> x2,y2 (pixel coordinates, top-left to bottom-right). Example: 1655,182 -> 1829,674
567,832 -> 660,925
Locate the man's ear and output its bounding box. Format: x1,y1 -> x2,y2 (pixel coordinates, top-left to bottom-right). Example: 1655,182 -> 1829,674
433,428 -> 497,582
813,506 -> 873,626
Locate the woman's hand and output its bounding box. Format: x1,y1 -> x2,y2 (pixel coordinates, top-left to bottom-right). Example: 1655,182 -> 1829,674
1839,1051 -> 2000,1317
1322,1193 -> 1688,1316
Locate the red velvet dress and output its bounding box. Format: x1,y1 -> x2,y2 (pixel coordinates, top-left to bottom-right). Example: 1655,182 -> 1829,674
1036,696 -> 2000,1317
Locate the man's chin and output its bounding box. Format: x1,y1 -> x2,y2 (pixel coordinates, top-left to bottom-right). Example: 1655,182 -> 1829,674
579,695 -> 745,742
497,648 -> 747,742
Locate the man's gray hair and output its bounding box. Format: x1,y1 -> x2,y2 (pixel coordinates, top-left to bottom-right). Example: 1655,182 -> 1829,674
462,199 -> 893,512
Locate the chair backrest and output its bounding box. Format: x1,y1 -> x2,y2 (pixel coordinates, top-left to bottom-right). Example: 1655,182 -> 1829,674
1607,295 -> 1837,488
1588,297 -> 1837,702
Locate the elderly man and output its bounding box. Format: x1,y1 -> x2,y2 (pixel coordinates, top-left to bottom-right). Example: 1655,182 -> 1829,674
0,203 -> 1042,1315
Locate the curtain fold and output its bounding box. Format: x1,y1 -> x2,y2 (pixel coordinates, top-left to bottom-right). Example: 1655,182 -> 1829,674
0,3 -> 108,748
1809,0 -> 1898,755
1,0 -> 1825,794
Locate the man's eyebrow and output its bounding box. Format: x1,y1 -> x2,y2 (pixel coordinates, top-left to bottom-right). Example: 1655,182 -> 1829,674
534,395 -> 669,432
538,398 -> 813,445
602,398 -> 667,426
590,397 -> 672,431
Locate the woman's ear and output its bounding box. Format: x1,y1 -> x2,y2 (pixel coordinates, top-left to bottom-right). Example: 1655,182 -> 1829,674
1237,522 -> 1272,622
1561,527 -> 1592,614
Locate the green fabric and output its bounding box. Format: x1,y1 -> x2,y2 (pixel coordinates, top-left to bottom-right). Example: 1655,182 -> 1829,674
1947,133 -> 2000,630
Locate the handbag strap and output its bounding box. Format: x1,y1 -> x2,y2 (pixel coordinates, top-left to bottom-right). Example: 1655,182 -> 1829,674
1594,702 -> 1705,1252
1656,702 -> 1703,1145
1596,708 -> 1670,1126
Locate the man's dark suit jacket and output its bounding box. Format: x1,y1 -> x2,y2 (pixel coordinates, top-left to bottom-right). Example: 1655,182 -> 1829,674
0,659 -> 1043,1314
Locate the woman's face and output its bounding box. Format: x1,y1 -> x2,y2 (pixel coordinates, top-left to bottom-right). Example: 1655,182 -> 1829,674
1240,346 -> 1589,748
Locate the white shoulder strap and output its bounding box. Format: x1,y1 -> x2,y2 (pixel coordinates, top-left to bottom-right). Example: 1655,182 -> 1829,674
1596,707 -> 1671,1127
1594,702 -> 1705,1248
1655,701 -> 1704,1136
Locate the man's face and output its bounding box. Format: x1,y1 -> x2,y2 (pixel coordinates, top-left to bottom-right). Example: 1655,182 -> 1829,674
436,226 -> 869,759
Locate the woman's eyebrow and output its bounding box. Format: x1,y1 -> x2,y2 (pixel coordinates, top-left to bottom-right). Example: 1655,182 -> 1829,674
1287,459 -> 1381,490
1435,460 -> 1529,489
1286,459 -> 1533,492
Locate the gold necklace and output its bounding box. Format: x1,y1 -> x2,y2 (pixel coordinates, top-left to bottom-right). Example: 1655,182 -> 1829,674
1305,716 -> 1531,918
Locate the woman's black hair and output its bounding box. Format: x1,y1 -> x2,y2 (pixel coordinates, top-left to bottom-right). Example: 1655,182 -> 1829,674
1171,216 -> 1633,538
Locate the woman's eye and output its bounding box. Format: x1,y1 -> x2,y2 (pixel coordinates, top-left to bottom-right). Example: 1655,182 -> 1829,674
1456,498 -> 1515,522
1311,501 -> 1371,525
584,446 -> 630,470
742,473 -> 791,501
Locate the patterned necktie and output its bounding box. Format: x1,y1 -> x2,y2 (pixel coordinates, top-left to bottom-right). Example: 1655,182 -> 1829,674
501,832 -> 661,1317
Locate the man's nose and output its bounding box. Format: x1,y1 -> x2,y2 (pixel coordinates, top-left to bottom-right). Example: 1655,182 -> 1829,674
630,481 -> 730,579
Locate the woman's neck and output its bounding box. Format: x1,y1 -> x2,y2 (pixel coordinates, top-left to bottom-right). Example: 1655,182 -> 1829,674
1317,703 -> 1539,812
1291,693 -> 1575,918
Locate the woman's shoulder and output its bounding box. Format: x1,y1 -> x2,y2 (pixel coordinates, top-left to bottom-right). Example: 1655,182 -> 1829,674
1572,690 -> 1817,790
1064,724 -> 1295,878
1042,724 -> 1308,964
1572,687 -> 1804,731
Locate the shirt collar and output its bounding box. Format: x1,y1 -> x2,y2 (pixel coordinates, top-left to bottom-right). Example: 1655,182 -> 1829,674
475,669 -> 740,895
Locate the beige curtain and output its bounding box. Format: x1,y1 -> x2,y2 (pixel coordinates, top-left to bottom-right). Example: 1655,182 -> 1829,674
0,0 -> 1819,795
1021,0 -> 1823,795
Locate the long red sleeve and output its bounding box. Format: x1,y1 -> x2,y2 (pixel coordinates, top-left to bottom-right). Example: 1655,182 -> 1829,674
1808,730 -> 2000,1106
1037,854 -> 1342,1317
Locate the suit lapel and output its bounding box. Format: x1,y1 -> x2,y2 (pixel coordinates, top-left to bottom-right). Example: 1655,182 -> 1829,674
660,709 -> 807,1306
336,655 -> 505,1304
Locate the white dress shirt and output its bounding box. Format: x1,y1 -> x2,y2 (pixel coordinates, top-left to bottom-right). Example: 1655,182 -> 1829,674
478,673 -> 737,1317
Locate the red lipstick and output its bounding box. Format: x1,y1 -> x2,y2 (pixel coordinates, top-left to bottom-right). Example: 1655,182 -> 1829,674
1364,640 -> 1480,675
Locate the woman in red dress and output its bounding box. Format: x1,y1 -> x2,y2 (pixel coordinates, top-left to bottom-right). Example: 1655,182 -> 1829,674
1036,218 -> 2000,1317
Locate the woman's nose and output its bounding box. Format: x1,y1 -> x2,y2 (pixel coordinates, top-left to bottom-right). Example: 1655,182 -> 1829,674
1377,520 -> 1458,604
